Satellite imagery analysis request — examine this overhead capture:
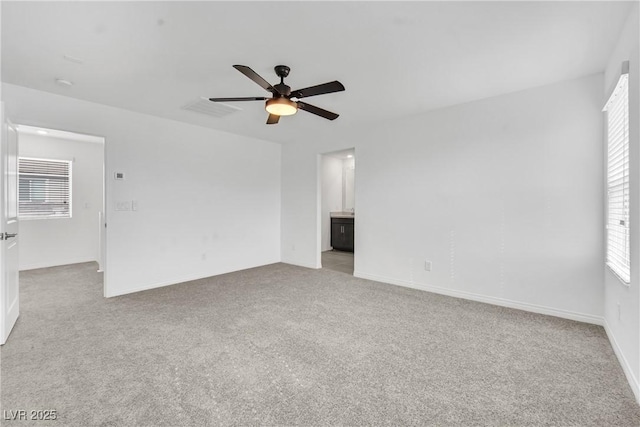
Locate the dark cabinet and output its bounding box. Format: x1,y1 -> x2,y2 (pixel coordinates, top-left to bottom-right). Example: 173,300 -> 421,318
331,217 -> 354,252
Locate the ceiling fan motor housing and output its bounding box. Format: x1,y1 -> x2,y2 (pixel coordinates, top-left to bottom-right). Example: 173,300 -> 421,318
274,83 -> 291,96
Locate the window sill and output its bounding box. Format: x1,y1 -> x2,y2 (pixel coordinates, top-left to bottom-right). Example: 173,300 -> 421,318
606,264 -> 631,287
19,216 -> 72,221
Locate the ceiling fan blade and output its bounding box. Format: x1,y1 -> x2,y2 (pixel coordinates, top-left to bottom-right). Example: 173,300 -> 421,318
290,81 -> 345,99
209,97 -> 267,102
266,114 -> 280,125
233,65 -> 280,94
297,102 -> 339,120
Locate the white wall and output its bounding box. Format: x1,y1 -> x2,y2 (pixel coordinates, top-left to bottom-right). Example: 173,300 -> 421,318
343,157 -> 355,212
3,83 -> 281,297
603,3 -> 640,403
282,74 -> 604,323
321,155 -> 343,252
18,133 -> 103,270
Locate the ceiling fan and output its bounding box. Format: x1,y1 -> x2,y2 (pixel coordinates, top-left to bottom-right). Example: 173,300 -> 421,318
209,65 -> 345,125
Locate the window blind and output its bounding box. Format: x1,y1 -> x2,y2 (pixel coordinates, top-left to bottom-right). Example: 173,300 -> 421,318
604,72 -> 630,284
18,157 -> 72,219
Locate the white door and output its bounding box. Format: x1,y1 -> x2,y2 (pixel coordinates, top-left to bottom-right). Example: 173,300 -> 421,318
0,103 -> 19,345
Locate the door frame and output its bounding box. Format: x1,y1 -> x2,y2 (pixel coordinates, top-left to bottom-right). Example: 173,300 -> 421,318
13,124 -> 108,297
317,148 -> 356,270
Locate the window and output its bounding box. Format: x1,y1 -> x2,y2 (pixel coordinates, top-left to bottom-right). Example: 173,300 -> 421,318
18,157 -> 72,219
604,65 -> 630,284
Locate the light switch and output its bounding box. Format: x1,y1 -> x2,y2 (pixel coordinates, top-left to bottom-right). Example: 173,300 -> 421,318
115,201 -> 131,211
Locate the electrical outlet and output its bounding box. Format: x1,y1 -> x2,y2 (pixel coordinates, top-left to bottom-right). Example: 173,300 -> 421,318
424,260 -> 432,271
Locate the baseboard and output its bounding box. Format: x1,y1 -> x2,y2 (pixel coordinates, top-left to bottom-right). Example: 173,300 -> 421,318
353,271 -> 603,326
20,258 -> 98,272
603,319 -> 640,404
106,275 -> 209,298
282,260 -> 320,270
105,261 -> 281,298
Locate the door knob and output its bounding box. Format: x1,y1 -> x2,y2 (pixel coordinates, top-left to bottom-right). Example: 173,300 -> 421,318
2,232 -> 17,240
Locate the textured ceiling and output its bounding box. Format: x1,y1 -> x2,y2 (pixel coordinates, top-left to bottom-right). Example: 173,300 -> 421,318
1,1 -> 633,143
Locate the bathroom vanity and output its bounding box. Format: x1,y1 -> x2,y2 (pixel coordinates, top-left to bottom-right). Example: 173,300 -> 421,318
330,212 -> 354,252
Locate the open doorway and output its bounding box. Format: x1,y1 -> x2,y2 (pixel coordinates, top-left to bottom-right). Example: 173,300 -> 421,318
15,125 -> 105,285
319,148 -> 355,275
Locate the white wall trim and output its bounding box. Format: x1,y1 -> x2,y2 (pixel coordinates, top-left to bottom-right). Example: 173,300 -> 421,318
19,258 -> 98,272
284,260 -> 320,270
354,271 -> 604,326
105,261 -> 281,298
604,319 -> 640,404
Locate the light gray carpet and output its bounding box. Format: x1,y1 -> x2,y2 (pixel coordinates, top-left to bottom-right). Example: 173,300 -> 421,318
1,262 -> 639,426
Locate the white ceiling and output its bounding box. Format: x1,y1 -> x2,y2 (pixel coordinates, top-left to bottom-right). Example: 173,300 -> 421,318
1,1 -> 632,144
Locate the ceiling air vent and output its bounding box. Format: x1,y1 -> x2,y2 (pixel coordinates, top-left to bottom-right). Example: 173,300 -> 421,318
182,97 -> 242,118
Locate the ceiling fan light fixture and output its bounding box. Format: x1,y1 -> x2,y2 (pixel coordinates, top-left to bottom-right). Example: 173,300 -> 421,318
265,97 -> 297,116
